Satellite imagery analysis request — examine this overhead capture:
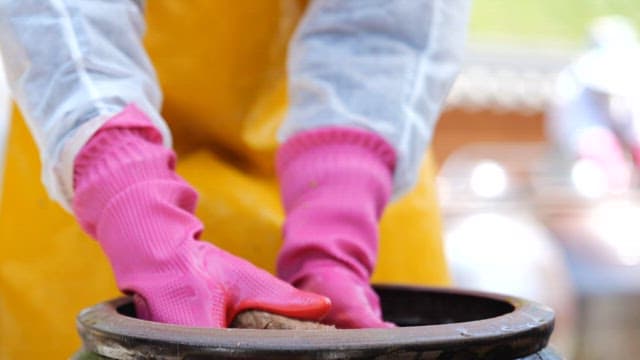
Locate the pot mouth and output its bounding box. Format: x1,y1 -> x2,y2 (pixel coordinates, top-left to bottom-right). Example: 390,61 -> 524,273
76,284 -> 555,359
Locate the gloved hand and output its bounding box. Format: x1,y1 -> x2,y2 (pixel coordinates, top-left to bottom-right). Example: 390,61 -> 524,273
72,104 -> 331,327
276,127 -> 397,328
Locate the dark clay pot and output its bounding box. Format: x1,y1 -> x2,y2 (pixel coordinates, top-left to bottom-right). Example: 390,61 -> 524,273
73,285 -> 561,359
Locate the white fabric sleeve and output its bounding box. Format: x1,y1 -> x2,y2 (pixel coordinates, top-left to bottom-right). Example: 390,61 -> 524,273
0,0 -> 171,211
280,0 -> 471,197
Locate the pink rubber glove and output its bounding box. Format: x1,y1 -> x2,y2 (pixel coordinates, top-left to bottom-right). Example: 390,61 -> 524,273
72,104 -> 330,327
276,127 -> 397,328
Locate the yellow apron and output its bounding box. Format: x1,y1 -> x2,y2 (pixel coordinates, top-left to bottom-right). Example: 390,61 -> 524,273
0,1 -> 449,358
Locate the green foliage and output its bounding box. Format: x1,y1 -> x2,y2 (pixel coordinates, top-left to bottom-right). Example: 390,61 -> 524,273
470,0 -> 640,46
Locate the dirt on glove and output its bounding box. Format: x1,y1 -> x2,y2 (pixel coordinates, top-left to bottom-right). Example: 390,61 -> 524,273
231,310 -> 335,330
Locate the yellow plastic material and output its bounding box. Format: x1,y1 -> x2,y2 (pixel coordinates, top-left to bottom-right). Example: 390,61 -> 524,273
0,1 -> 449,358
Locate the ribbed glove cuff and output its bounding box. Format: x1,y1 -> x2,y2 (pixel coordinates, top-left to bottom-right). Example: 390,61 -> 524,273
72,104 -> 183,237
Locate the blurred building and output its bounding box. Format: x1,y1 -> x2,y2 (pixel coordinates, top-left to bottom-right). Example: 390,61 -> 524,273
436,41 -> 640,359
436,43 -> 570,165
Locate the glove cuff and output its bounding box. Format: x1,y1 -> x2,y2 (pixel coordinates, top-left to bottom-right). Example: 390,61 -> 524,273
276,126 -> 396,212
72,105 -> 185,236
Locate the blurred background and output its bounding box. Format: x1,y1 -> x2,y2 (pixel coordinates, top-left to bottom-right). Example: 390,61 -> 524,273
438,1 -> 640,359
1,1 -> 640,359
